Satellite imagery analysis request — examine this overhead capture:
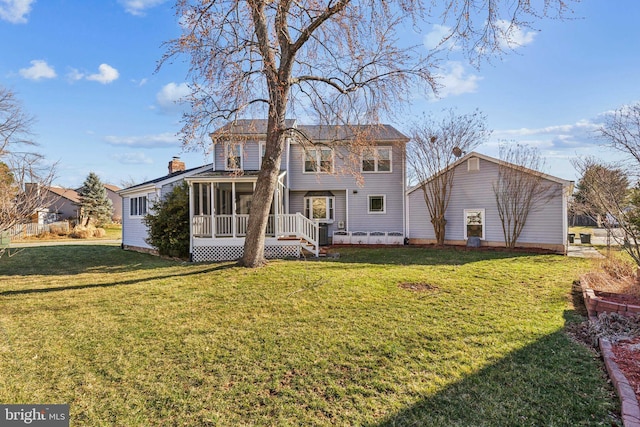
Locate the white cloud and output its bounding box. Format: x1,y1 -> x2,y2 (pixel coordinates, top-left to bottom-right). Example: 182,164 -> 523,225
105,132 -> 178,148
118,0 -> 167,16
86,64 -> 120,84
495,20 -> 537,49
0,0 -> 34,24
113,152 -> 154,165
430,61 -> 481,99
156,82 -> 190,112
495,120 -> 600,139
423,24 -> 459,51
19,59 -> 57,80
67,68 -> 85,82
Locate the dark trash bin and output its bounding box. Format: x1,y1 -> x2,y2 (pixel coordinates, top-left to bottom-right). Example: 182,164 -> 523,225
318,223 -> 329,246
568,233 -> 575,244
579,233 -> 591,244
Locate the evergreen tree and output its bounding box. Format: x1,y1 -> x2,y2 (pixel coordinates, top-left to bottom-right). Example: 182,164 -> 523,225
143,182 -> 189,259
77,172 -> 113,226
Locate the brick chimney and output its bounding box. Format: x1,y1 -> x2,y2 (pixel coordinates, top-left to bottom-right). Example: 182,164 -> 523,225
168,157 -> 185,174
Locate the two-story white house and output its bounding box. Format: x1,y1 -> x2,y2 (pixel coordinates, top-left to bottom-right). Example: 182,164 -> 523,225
119,120 -> 409,262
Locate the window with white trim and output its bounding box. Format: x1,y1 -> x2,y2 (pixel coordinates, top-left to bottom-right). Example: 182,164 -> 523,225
259,141 -> 266,169
368,195 -> 386,214
130,196 -> 147,217
304,196 -> 334,221
304,147 -> 333,173
225,143 -> 243,170
464,209 -> 485,239
362,146 -> 392,172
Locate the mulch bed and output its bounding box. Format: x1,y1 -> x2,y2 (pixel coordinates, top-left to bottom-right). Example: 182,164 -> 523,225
611,336 -> 640,404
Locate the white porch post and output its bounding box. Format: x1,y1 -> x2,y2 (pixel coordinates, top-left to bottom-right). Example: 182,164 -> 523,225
274,187 -> 279,237
231,181 -> 237,238
211,182 -> 216,238
188,182 -> 194,258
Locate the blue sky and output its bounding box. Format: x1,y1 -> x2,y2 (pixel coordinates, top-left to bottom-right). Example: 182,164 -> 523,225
1,0 -> 639,188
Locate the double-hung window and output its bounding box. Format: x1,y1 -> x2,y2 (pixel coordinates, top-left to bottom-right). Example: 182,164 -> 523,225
225,143 -> 243,171
130,196 -> 147,217
362,146 -> 392,172
304,196 -> 334,222
304,147 -> 333,173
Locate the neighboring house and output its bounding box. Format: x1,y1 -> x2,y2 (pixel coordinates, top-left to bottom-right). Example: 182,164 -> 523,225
119,119 -> 409,261
104,184 -> 123,223
27,183 -> 123,224
406,152 -> 573,254
42,186 -> 81,222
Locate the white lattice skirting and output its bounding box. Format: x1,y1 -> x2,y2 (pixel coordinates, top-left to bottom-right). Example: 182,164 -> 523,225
192,245 -> 301,262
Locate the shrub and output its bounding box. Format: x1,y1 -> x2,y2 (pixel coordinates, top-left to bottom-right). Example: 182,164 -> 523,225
143,182 -> 189,259
70,225 -> 93,239
93,228 -> 106,238
49,224 -> 68,236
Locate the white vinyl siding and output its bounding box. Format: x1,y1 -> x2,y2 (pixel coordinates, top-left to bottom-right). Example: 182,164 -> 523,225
407,157 -> 566,246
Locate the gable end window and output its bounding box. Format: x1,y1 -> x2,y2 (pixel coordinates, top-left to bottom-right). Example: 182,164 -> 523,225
362,147 -> 392,173
130,196 -> 147,217
368,195 -> 386,214
225,143 -> 243,170
464,209 -> 485,240
304,147 -> 333,173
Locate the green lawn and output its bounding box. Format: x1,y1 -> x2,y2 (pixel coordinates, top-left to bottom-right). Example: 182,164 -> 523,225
0,246 -> 620,426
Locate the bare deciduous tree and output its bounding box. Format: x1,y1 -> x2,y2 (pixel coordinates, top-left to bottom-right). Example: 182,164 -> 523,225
163,0 -> 576,267
407,109 -> 489,245
598,103 -> 640,178
571,160 -> 628,227
0,86 -> 56,256
493,144 -> 558,249
572,158 -> 640,271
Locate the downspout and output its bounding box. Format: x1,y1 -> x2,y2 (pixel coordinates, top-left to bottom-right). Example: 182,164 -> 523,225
402,142 -> 407,240
285,135 -> 291,213
345,188 -> 349,231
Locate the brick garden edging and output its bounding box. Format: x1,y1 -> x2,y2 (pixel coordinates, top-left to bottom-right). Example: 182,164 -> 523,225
583,288 -> 640,318
599,340 -> 640,427
583,288 -> 640,426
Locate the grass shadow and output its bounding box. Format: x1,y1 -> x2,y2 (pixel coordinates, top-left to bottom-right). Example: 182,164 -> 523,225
325,245 -> 559,267
368,316 -> 619,426
0,263 -> 234,296
0,245 -> 185,276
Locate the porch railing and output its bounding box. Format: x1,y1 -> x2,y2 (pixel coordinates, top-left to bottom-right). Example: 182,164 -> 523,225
192,214 -> 278,238
192,213 -> 318,256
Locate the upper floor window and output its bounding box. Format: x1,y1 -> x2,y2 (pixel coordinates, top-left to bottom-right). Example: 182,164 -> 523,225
130,196 -> 147,217
304,147 -> 333,173
362,146 -> 392,172
225,143 -> 243,170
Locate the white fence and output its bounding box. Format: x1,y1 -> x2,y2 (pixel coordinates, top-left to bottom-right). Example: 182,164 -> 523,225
7,221 -> 70,240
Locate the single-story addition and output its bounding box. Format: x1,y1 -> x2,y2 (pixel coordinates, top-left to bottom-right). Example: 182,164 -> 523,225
119,120 -> 409,261
406,152 -> 573,254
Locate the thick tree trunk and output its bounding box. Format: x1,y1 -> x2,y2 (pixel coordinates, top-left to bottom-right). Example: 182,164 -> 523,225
239,123 -> 285,267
